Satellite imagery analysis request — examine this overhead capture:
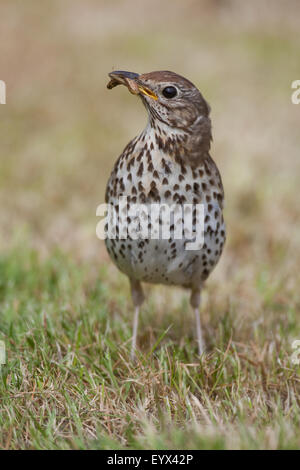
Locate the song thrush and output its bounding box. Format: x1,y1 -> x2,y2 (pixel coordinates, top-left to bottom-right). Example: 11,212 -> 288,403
105,70 -> 225,358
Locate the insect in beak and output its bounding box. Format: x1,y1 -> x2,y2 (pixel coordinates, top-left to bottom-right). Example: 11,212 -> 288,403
107,71 -> 158,100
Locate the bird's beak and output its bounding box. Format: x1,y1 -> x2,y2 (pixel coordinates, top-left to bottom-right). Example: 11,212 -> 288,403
107,70 -> 158,100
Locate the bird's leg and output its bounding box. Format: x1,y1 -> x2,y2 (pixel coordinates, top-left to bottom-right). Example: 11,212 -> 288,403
129,278 -> 145,360
132,306 -> 139,360
190,288 -> 205,355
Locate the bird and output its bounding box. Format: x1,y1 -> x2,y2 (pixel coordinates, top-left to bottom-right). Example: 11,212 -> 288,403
105,70 -> 225,359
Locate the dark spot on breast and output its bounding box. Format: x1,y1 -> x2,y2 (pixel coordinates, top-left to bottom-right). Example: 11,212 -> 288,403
193,183 -> 200,193
155,134 -> 163,149
204,163 -> 211,176
127,158 -> 134,171
136,151 -> 143,162
180,164 -> 187,175
162,159 -> 171,174
175,153 -> 182,165
137,162 -> 144,177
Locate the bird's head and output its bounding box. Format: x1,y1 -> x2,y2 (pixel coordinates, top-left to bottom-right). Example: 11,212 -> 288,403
107,70 -> 211,132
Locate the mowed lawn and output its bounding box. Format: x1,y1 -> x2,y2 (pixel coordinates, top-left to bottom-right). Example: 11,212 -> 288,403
0,245 -> 300,449
1,0 -> 300,449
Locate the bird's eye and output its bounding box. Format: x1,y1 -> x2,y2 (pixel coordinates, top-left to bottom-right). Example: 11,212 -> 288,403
162,86 -> 177,99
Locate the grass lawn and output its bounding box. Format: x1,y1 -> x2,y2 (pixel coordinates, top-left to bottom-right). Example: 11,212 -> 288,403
1,245 -> 300,449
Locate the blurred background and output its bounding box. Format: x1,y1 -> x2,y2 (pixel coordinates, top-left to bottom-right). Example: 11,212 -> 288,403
0,0 -> 300,300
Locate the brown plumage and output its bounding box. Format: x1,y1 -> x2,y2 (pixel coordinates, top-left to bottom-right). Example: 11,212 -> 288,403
105,70 -> 225,358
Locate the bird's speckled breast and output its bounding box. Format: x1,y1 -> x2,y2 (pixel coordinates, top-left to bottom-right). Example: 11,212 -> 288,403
105,126 -> 225,289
